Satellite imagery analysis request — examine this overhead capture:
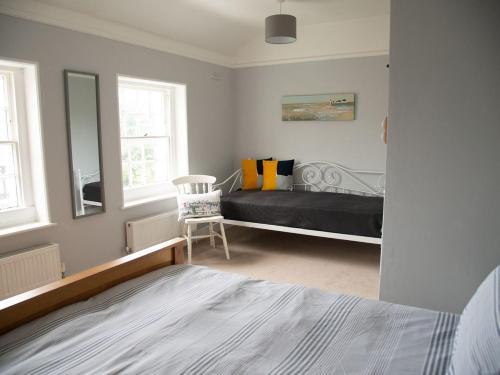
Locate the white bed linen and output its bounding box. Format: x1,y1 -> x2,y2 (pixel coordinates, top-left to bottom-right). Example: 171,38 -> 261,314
0,265 -> 458,374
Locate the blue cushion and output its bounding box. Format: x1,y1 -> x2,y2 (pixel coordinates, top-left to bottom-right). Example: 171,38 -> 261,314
447,265 -> 500,374
277,159 -> 294,176
256,157 -> 272,175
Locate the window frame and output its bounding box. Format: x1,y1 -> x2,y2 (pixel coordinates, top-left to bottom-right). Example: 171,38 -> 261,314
0,67 -> 36,226
0,69 -> 24,210
0,58 -> 51,235
117,75 -> 188,207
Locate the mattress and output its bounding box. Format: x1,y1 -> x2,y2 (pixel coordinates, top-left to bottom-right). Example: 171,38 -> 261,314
221,190 -> 383,238
82,181 -> 101,203
0,265 -> 458,374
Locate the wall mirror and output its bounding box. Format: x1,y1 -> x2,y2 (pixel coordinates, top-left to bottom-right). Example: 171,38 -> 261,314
64,70 -> 105,218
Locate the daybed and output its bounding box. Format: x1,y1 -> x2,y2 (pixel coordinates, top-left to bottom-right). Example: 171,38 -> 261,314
82,181 -> 102,204
216,161 -> 385,244
73,169 -> 103,215
0,239 -> 458,374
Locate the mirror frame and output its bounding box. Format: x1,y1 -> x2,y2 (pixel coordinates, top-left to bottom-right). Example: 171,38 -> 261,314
63,70 -> 106,219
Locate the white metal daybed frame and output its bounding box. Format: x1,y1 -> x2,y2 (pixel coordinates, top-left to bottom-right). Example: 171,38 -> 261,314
73,169 -> 102,216
214,161 -> 385,245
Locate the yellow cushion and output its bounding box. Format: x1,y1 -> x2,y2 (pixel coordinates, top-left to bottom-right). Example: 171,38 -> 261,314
262,160 -> 278,190
241,159 -> 258,190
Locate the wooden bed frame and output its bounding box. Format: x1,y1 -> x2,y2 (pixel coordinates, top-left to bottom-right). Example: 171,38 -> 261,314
0,237 -> 186,335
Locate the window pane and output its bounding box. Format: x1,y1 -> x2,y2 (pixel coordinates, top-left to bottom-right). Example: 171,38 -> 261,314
144,142 -> 155,160
0,176 -> 19,210
149,91 -> 163,114
0,110 -> 9,141
121,138 -> 170,188
120,113 -> 140,137
0,143 -> 18,176
129,142 -> 142,161
0,74 -> 11,141
0,74 -> 6,109
119,87 -> 138,114
118,85 -> 169,137
130,162 -> 143,186
0,127 -> 21,212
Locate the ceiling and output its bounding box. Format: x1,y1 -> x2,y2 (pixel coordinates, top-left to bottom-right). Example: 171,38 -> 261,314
0,0 -> 391,67
35,0 -> 390,55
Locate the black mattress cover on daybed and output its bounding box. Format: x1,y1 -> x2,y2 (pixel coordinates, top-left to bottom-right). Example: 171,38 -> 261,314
82,181 -> 101,203
221,190 -> 383,238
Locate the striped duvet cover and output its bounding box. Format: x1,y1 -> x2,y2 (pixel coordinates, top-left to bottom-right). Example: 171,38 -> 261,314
0,265 -> 458,374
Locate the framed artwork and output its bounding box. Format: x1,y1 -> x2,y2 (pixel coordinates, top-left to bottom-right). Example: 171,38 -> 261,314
282,93 -> 355,121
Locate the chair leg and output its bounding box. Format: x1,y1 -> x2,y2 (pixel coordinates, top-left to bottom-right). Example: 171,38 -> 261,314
209,222 -> 215,248
219,222 -> 230,260
187,224 -> 193,264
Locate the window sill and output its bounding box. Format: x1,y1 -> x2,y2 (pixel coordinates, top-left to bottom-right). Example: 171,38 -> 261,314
0,222 -> 57,238
121,192 -> 177,210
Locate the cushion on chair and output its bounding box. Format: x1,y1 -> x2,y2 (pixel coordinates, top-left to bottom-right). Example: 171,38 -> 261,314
262,159 -> 294,191
177,190 -> 221,221
447,265 -> 500,375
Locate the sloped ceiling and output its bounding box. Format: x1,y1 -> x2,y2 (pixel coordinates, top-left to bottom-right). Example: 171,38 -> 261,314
0,0 -> 390,67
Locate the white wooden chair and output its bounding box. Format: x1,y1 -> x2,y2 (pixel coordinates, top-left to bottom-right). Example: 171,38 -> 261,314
172,175 -> 230,264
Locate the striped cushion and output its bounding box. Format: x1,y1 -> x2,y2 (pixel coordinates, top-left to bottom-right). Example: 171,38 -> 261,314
447,265 -> 500,374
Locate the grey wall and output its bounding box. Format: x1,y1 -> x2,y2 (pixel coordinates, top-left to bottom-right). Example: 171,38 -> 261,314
0,15 -> 234,274
380,0 -> 500,313
233,56 -> 389,171
0,15 -> 389,277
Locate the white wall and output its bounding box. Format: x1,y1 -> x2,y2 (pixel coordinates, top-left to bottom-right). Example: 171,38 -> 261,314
0,14 -> 235,275
380,0 -> 500,313
233,56 -> 388,171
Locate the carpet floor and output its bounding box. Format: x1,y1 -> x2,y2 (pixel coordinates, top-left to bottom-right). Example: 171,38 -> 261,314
190,227 -> 381,300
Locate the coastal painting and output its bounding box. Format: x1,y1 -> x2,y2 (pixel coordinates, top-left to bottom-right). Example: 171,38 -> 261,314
282,93 -> 355,121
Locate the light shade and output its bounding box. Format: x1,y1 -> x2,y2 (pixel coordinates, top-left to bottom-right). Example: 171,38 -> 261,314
265,14 -> 296,44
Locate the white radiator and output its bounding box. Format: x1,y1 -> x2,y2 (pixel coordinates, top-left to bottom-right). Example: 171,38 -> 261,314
0,243 -> 62,300
126,210 -> 182,252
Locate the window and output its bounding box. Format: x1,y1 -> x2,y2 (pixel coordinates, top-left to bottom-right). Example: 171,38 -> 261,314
0,59 -> 50,234
0,71 -> 22,211
118,76 -> 188,206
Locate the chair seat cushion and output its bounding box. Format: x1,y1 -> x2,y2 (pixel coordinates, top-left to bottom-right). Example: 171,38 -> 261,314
177,190 -> 221,221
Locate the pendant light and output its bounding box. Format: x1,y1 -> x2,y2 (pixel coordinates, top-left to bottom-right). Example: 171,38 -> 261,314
265,0 -> 297,44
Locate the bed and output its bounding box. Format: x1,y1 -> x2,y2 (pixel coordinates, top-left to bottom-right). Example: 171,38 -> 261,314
215,161 -> 385,245
221,190 -> 383,238
0,239 -> 461,374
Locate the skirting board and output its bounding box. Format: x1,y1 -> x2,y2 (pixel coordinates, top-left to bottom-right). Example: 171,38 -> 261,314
222,219 -> 382,245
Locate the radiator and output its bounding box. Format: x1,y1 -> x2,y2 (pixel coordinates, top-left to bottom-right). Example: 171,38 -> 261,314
0,243 -> 62,300
126,210 -> 182,252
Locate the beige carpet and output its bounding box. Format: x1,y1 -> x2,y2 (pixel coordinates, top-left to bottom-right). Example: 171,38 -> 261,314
190,227 -> 381,300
